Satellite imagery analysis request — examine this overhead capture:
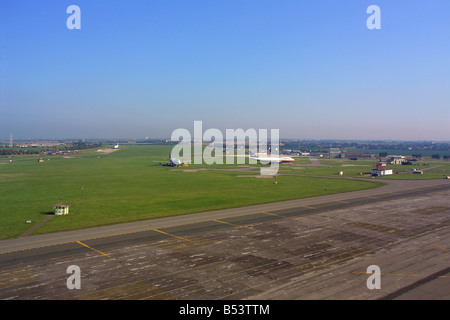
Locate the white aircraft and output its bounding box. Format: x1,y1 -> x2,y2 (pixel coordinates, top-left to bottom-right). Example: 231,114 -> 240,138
249,151 -> 295,163
157,153 -> 191,167
114,143 -> 120,149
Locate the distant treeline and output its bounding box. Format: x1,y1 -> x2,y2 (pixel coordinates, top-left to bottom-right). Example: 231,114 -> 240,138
430,154 -> 449,160
136,140 -> 177,145
0,149 -> 41,155
281,140 -> 450,154
409,153 -> 449,160
378,152 -> 448,160
0,142 -> 103,156
71,142 -> 103,150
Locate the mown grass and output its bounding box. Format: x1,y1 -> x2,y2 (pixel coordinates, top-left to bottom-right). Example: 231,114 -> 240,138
312,158 -> 450,180
0,145 -> 383,239
376,161 -> 450,180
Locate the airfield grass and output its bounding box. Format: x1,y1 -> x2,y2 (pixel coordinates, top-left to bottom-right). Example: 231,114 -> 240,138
375,162 -> 450,180
279,158 -> 450,180
0,145 -> 384,239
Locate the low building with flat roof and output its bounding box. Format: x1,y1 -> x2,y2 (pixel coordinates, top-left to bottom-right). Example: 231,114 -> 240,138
371,161 -> 393,176
342,151 -> 373,159
389,155 -> 407,165
53,204 -> 70,215
329,148 -> 341,159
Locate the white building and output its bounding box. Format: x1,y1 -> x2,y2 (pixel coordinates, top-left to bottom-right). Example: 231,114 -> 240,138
389,155 -> 406,165
53,204 -> 70,215
371,169 -> 393,176
371,161 -> 393,176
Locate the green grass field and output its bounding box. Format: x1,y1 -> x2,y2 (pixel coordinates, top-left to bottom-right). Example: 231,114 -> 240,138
377,161 -> 450,180
284,158 -> 450,180
0,145 -> 385,239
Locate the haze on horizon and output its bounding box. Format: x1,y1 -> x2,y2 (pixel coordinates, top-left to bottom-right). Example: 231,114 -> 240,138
1,1 -> 449,141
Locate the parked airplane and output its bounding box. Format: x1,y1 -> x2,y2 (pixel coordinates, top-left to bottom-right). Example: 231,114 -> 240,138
249,151 -> 295,163
157,153 -> 191,167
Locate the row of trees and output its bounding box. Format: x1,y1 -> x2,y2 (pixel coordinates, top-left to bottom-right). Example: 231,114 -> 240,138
379,152 -> 448,160
0,149 -> 41,155
282,140 -> 450,152
0,142 -> 103,156
409,153 -> 449,159
431,154 -> 449,160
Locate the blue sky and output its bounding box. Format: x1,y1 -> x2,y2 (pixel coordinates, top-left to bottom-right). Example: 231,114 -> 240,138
1,0 -> 449,140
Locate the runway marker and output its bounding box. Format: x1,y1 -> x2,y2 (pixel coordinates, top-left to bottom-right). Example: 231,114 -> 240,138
434,243 -> 450,254
261,211 -> 295,220
153,229 -> 191,242
76,241 -> 111,258
0,241 -> 75,255
352,271 -> 450,279
301,205 -> 317,210
213,219 -> 255,230
261,211 -> 280,217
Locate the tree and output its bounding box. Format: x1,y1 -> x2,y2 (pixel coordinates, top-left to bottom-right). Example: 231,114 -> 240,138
431,154 -> 441,160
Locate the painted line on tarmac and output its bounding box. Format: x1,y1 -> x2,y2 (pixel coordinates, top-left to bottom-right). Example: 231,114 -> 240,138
261,211 -> 296,220
352,271 -> 450,279
434,243 -> 450,254
76,241 -> 111,258
153,229 -> 191,242
335,200 -> 350,204
213,219 -> 255,230
0,240 -> 76,255
301,205 -> 317,210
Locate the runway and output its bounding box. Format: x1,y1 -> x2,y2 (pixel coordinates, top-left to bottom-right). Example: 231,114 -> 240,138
0,178 -> 449,300
0,178 -> 447,254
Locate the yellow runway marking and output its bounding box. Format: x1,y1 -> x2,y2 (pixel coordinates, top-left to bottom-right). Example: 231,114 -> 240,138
261,211 -> 280,217
153,229 -> 191,242
335,200 -> 350,203
302,205 -> 317,209
352,271 -> 450,279
213,219 -> 255,230
261,211 -> 295,220
76,241 -> 111,258
0,241 -> 75,255
434,243 -> 450,254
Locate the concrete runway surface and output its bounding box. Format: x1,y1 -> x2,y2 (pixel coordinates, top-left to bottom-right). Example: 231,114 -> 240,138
0,179 -> 449,300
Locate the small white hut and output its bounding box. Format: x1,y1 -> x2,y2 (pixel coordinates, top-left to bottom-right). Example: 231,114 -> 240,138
53,204 -> 70,215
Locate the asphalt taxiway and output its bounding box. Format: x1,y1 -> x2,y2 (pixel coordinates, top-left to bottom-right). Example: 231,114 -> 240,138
0,178 -> 449,299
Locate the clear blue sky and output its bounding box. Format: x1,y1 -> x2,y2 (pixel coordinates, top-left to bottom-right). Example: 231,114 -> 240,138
1,0 -> 449,140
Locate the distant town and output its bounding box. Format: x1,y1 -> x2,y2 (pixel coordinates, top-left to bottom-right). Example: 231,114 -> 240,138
1,137 -> 449,160
278,139 -> 450,158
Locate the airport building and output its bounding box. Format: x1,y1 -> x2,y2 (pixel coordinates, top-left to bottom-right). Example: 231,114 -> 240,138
341,151 -> 373,159
371,162 -> 393,176
389,155 -> 407,165
53,204 -> 70,216
329,148 -> 341,159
